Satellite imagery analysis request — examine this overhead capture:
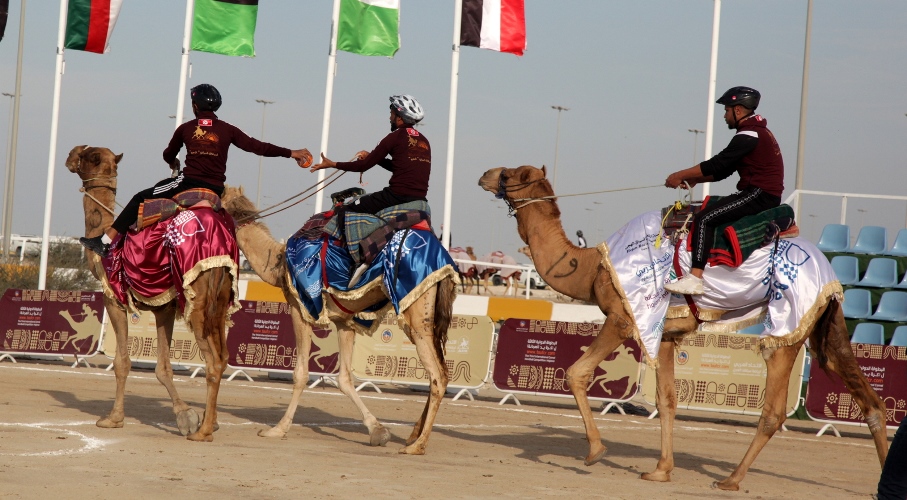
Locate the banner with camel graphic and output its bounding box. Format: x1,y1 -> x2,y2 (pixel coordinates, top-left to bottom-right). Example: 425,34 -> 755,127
493,319 -> 642,402
0,288 -> 103,358
101,309 -> 205,367
351,312 -> 494,390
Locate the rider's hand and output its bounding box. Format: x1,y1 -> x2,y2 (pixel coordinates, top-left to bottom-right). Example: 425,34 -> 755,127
352,150 -> 369,161
310,153 -> 336,172
665,172 -> 686,188
291,149 -> 313,168
170,158 -> 180,170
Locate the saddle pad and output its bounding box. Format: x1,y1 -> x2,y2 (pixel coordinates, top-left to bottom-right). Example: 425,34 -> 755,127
708,203 -> 796,267
133,188 -> 222,231
322,200 -> 433,266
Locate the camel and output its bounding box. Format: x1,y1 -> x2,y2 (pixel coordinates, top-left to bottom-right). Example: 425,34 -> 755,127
66,145 -> 238,442
481,250 -> 521,296
220,185 -> 457,454
449,246 -> 480,294
479,165 -> 888,491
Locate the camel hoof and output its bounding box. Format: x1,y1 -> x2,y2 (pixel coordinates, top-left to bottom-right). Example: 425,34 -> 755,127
258,427 -> 287,438
583,443 -> 607,466
399,444 -> 426,455
711,480 -> 739,491
640,471 -> 671,482
176,410 -> 200,436
186,431 -> 214,442
370,426 -> 391,447
96,417 -> 124,429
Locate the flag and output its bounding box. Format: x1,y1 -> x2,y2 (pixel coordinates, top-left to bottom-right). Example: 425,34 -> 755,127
1,0 -> 9,43
460,0 -> 526,56
191,0 -> 259,57
337,0 -> 400,57
64,0 -> 123,54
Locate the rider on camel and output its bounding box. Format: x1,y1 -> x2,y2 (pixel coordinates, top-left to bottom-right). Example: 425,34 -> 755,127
80,83 -> 312,258
663,86 -> 785,295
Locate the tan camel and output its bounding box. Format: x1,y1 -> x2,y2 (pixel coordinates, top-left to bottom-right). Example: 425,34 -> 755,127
220,186 -> 457,454
448,246 -> 479,294
66,145 -> 237,442
479,165 -> 888,491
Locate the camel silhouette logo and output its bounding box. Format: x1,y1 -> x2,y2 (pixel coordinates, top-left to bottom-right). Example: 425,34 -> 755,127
192,126 -> 207,140
59,303 -> 102,354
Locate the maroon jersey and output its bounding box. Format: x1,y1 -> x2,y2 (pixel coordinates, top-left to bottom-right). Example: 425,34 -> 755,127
700,114 -> 784,197
333,127 -> 431,199
163,111 -> 291,188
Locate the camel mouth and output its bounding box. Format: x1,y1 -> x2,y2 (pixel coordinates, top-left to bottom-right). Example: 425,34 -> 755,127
478,167 -> 504,194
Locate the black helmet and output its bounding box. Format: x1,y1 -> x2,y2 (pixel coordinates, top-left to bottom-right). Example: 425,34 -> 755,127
716,86 -> 760,111
577,230 -> 584,237
191,84 -> 222,112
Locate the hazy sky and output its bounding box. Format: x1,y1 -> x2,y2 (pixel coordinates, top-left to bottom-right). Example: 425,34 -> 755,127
1,1 -> 905,261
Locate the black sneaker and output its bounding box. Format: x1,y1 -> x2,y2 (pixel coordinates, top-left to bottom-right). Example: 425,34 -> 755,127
79,236 -> 110,258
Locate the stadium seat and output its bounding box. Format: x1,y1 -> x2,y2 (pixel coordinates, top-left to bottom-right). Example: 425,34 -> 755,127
842,288 -> 872,319
895,271 -> 907,290
856,257 -> 899,288
851,322 -> 885,345
868,291 -> 907,322
887,228 -> 907,257
890,326 -> 907,347
738,323 -> 765,334
830,255 -> 860,286
851,225 -> 887,254
817,224 -> 850,253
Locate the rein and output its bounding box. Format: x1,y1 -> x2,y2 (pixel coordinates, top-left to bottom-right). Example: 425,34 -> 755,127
80,176 -> 121,215
233,170 -> 347,224
496,173 -> 662,214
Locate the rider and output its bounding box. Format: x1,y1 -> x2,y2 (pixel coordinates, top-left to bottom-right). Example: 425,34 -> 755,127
80,83 -> 312,258
576,230 -> 587,248
309,94 -> 430,232
663,86 -> 784,295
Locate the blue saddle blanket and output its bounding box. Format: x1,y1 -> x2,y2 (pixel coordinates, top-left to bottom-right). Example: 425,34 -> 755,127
286,228 -> 456,327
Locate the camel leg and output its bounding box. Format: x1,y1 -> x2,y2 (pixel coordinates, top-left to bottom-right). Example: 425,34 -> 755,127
97,298 -> 129,429
259,303 -> 313,438
714,343 -> 800,491
565,316 -> 628,466
333,324 -> 391,447
150,304 -> 198,436
641,338 -> 679,482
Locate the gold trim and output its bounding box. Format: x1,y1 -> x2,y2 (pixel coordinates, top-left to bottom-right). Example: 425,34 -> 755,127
130,287 -> 178,308
760,280 -> 843,351
596,242 -> 655,368
180,255 -> 242,337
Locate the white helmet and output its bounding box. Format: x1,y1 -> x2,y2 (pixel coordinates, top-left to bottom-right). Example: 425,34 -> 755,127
389,94 -> 424,124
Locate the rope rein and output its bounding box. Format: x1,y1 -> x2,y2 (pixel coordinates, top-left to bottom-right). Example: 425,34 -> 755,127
234,170 -> 347,224
512,183 -> 664,203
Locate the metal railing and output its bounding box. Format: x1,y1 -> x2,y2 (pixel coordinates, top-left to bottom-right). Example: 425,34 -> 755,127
451,258 -> 541,299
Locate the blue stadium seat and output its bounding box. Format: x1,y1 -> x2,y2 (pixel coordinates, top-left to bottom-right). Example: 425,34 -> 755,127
887,228 -> 907,257
851,225 -> 888,255
895,271 -> 907,290
869,291 -> 907,322
830,255 -> 860,286
817,224 -> 850,253
842,288 -> 872,319
851,322 -> 885,345
738,323 -> 765,334
890,326 -> 907,347
856,257 -> 898,288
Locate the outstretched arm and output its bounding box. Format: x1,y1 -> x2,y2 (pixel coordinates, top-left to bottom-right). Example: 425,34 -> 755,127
665,164 -> 714,189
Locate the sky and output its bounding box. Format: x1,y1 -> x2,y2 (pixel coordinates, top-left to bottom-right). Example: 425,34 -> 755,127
1,1 -> 906,263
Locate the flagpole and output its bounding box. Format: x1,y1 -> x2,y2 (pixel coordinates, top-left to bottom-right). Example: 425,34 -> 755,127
315,0 -> 342,213
701,0 -> 720,199
441,0 -> 462,250
37,0 -> 67,289
175,0 -> 195,128
2,0 -> 26,262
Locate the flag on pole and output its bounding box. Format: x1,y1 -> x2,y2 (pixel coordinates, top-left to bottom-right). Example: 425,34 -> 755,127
460,0 -> 526,56
192,0 -> 259,57
63,0 -> 124,54
0,0 -> 9,43
337,0 -> 400,57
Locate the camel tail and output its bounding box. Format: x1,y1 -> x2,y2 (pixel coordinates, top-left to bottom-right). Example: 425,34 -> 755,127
811,297 -> 844,372
432,277 -> 456,373
202,267 -> 233,339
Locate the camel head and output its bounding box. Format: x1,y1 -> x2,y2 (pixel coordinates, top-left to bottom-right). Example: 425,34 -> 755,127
518,245 -> 533,261
66,145 -> 122,180
478,165 -> 555,206
220,185 -> 261,222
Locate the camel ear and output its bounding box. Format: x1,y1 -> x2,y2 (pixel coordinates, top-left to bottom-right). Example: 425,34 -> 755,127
540,165 -> 547,176
238,185 -> 245,195
114,153 -> 123,165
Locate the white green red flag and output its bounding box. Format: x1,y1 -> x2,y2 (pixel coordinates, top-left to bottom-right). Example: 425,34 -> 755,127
337,0 -> 400,57
64,0 -> 123,54
460,0 -> 526,56
191,0 -> 259,57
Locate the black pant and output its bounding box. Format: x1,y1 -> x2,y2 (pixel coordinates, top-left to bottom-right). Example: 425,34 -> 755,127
690,187 -> 781,269
333,187 -> 424,240
878,415 -> 907,499
112,174 -> 223,234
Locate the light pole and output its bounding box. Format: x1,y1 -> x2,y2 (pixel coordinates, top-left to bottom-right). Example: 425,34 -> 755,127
2,92 -> 16,250
551,105 -> 569,192
688,128 -> 704,165
255,99 -> 274,207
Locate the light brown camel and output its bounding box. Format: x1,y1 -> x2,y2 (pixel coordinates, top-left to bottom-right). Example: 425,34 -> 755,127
479,165 -> 889,491
220,185 -> 457,454
66,145 -> 237,442
448,246 -> 479,294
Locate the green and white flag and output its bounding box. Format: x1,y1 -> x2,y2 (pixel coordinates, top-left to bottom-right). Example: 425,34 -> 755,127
64,0 -> 124,54
191,0 -> 258,57
337,0 -> 400,57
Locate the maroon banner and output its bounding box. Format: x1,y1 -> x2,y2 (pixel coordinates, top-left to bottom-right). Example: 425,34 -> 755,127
227,300 -> 337,375
493,319 -> 642,400
0,288 -> 104,356
805,343 -> 907,426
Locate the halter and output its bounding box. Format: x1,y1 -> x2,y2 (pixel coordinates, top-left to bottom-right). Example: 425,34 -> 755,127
75,154 -> 120,215
495,173 -> 552,214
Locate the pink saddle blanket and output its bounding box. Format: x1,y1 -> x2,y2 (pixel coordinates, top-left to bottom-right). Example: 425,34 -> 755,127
101,206 -> 239,311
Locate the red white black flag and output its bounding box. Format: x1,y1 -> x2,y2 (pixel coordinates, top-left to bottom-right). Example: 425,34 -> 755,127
460,0 -> 526,56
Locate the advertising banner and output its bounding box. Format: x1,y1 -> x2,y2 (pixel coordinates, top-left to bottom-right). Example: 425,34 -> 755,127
641,332 -> 805,416
227,300 -> 338,375
805,344 -> 906,427
101,309 -> 204,366
351,313 -> 494,390
0,288 -> 103,358
492,319 -> 642,401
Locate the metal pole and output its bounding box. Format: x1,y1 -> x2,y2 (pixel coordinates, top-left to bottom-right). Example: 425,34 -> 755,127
254,99 -> 273,207
3,0 -> 26,262
551,105 -> 568,192
1,92 -> 15,252
794,0 -> 813,192
702,0 -> 721,198
315,0 -> 342,213
175,0 -> 195,128
441,0 -> 462,250
688,128 -> 704,166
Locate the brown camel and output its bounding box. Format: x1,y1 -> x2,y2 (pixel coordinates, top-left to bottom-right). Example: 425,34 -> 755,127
449,246 -> 479,294
220,186 -> 457,454
479,165 -> 888,491
66,145 -> 238,442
